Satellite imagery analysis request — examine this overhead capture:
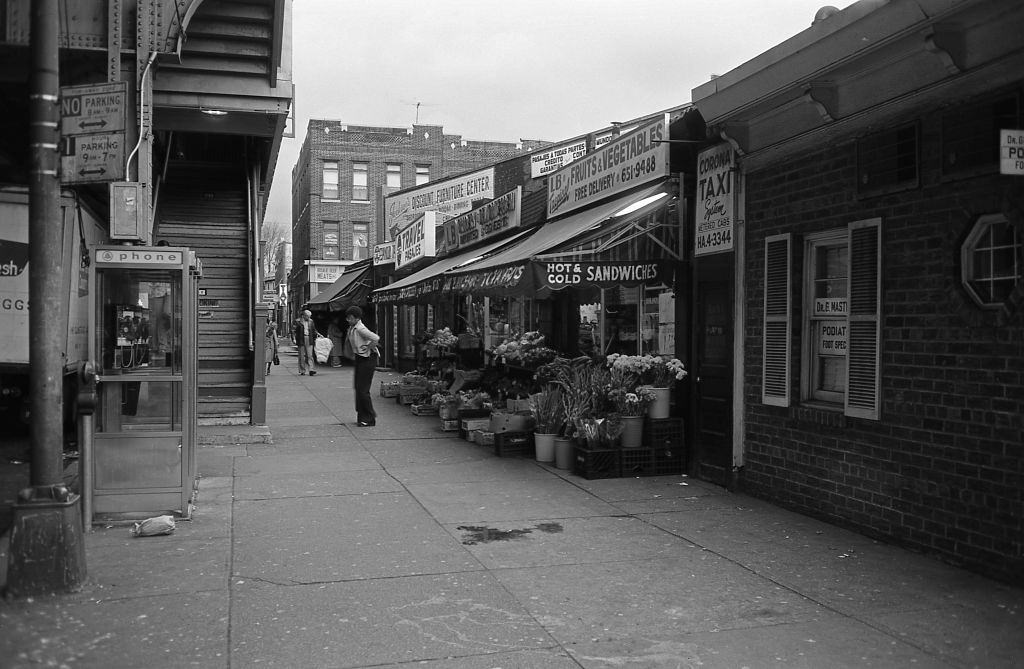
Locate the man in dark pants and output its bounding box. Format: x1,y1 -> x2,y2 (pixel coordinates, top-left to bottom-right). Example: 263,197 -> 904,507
343,306 -> 380,426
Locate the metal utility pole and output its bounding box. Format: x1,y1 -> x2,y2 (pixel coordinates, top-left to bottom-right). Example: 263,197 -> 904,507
5,0 -> 86,598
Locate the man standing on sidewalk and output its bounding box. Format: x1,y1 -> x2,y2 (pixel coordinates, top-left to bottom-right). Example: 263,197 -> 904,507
294,309 -> 318,376
343,306 -> 380,426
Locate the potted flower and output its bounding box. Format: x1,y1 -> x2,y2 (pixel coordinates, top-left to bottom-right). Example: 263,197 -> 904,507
529,387 -> 563,463
607,353 -> 687,419
608,386 -> 658,447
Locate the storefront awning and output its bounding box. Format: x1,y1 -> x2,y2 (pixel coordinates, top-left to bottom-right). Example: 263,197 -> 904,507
307,261 -> 372,311
441,181 -> 675,297
373,229 -> 533,304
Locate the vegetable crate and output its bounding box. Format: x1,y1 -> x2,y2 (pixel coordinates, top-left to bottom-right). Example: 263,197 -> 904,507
379,381 -> 401,398
493,431 -> 533,458
399,390 -> 429,405
644,418 -> 685,476
573,445 -> 619,480
440,419 -> 460,432
457,409 -> 491,439
411,403 -> 438,416
460,417 -> 490,440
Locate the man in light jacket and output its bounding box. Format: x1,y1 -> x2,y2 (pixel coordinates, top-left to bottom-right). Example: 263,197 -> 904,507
293,309 -> 319,376
344,306 -> 380,426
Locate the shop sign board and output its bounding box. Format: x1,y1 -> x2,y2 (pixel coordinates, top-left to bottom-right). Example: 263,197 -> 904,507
311,264 -> 343,283
395,211 -> 438,270
695,143 -> 735,256
437,187 -> 521,258
384,167 -> 494,241
547,118 -> 668,219
813,297 -> 847,316
530,140 -> 587,178
1000,129 -> 1024,175
373,240 -> 396,265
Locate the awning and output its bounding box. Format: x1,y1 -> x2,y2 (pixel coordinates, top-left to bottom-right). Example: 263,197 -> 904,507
307,261 -> 372,311
441,181 -> 675,297
373,229 -> 533,304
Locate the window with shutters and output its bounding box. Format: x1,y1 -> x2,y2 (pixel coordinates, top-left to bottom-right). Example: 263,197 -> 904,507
763,220 -> 881,419
762,234 -> 791,406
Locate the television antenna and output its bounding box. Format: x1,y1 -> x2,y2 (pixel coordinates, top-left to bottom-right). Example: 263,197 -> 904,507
400,100 -> 439,125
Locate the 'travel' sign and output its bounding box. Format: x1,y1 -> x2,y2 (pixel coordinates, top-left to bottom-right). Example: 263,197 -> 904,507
695,143 -> 735,256
395,211 -> 438,270
546,118 -> 668,218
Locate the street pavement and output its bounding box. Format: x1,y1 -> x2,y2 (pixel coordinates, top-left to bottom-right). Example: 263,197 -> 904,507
1,345 -> 1022,668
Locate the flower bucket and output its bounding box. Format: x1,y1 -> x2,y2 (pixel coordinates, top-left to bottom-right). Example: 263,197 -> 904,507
620,415 -> 644,448
554,437 -> 574,470
646,387 -> 671,419
534,433 -> 556,463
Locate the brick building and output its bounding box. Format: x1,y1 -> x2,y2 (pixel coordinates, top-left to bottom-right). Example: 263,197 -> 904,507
289,121 -> 547,323
690,0 -> 1023,583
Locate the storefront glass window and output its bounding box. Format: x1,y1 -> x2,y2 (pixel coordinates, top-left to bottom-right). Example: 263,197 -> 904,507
806,231 -> 848,404
603,286 -> 640,355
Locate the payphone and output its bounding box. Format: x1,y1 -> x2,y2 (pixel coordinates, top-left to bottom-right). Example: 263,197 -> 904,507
88,246 -> 200,519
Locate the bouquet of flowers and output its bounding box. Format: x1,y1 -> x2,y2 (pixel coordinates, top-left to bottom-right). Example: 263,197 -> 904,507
608,386 -> 658,417
427,327 -> 458,348
606,353 -> 688,387
490,331 -> 551,366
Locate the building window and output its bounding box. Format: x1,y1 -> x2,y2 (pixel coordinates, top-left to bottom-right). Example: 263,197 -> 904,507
352,162 -> 368,201
857,123 -> 918,197
386,163 -> 402,188
352,222 -> 369,260
804,231 -> 849,404
942,93 -> 1019,176
415,164 -> 430,186
322,161 -> 339,200
322,221 -> 339,260
961,214 -> 1022,308
763,220 -> 881,419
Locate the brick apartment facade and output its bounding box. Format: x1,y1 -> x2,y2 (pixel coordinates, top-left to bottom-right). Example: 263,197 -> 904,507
289,121 -> 547,323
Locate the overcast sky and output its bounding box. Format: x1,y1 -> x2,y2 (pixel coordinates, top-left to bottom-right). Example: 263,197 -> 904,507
265,0 -> 855,228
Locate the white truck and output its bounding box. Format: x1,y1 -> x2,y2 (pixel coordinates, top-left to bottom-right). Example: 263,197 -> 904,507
0,187 -> 104,425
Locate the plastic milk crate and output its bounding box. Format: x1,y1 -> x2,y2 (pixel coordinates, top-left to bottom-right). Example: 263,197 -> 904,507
493,431 -> 533,458
573,444 -> 619,480
644,418 -> 686,475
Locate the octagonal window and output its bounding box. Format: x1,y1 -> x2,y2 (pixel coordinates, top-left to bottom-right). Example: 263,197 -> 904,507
961,214 -> 1021,308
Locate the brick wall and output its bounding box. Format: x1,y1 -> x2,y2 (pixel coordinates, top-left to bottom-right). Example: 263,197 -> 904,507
740,113 -> 1024,584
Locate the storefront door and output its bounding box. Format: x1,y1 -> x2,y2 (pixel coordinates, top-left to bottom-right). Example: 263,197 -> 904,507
693,281 -> 733,486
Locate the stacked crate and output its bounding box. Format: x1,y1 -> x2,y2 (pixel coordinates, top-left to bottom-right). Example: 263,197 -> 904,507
644,417 -> 686,475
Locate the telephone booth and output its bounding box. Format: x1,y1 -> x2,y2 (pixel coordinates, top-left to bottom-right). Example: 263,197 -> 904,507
88,246 -> 201,519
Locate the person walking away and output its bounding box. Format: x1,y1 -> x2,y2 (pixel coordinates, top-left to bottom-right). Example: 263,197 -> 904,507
294,309 -> 319,376
327,316 -> 345,367
343,306 -> 379,426
265,320 -> 279,375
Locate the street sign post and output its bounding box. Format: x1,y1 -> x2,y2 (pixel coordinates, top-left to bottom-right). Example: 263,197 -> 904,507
60,81 -> 127,185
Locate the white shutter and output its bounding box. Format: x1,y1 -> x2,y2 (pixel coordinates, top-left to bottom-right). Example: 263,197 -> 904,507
846,219 -> 881,419
763,234 -> 791,406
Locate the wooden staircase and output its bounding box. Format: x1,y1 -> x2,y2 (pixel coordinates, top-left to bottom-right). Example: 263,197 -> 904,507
154,161 -> 253,424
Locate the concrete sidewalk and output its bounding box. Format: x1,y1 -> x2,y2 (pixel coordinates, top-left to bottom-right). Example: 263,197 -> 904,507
1,349 -> 1022,668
